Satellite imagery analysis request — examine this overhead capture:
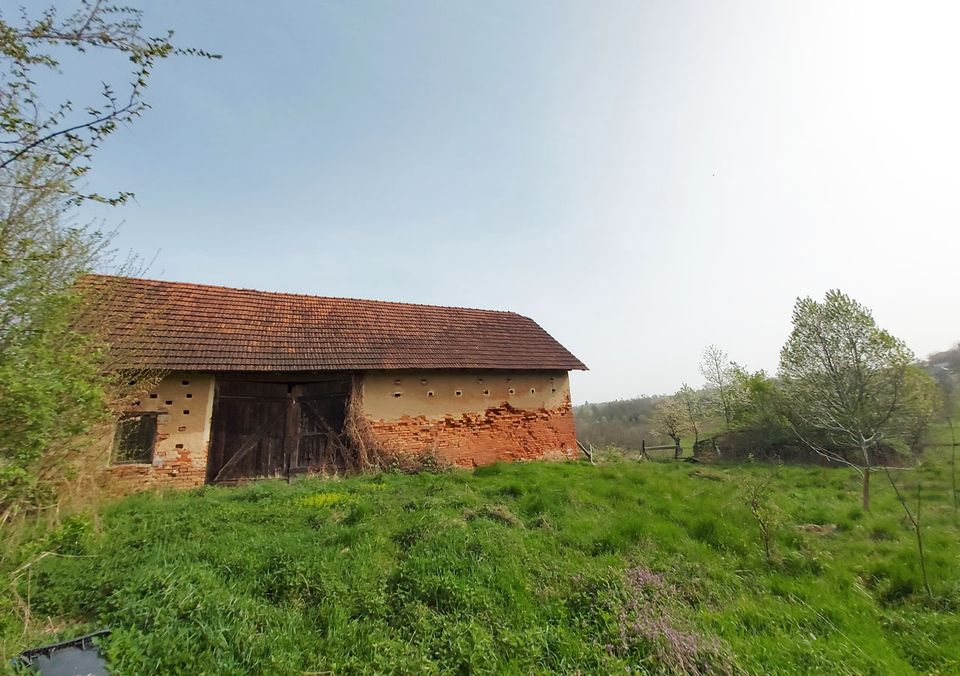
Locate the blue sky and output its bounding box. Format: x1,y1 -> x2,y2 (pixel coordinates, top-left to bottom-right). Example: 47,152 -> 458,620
58,1 -> 960,402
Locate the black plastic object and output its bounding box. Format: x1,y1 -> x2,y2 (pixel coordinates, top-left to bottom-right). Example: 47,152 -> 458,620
15,630 -> 110,675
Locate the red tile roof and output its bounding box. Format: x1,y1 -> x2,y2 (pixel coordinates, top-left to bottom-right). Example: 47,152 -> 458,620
81,275 -> 586,372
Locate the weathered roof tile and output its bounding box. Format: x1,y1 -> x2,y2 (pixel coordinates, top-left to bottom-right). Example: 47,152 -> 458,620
81,275 -> 586,372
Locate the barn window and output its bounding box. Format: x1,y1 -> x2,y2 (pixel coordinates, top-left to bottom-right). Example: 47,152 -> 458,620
112,413 -> 157,464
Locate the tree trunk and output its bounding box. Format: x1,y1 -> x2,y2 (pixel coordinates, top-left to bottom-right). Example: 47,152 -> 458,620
861,440 -> 872,512
670,434 -> 682,459
862,469 -> 871,511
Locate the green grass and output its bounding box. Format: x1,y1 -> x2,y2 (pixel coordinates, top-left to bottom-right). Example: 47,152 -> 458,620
3,454 -> 959,674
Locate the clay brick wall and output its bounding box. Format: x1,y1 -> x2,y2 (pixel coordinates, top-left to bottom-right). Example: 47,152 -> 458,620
100,372 -> 215,495
361,370 -> 578,466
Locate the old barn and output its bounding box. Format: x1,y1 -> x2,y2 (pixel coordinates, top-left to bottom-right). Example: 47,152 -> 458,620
86,276 -> 586,491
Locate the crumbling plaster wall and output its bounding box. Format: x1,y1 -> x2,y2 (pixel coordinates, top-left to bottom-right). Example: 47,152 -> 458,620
361,369 -> 578,466
101,371 -> 215,494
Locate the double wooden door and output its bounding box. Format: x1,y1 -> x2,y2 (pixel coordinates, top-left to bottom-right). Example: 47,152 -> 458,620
207,380 -> 349,482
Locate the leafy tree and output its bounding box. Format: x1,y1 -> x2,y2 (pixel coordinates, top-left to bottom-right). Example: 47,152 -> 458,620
698,345 -> 744,429
778,290 -> 936,510
651,396 -> 685,458
0,3 -> 213,520
899,366 -> 942,455
726,369 -> 793,455
676,383 -> 707,452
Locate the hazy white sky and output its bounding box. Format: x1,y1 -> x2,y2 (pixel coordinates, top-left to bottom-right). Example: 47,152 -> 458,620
65,1 -> 959,403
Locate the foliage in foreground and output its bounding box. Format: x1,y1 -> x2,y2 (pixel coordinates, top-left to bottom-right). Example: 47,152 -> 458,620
3,457 -> 959,674
0,2 -> 213,520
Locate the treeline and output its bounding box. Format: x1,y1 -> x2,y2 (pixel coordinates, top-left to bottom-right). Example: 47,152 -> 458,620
574,396 -> 666,450
578,297 -> 957,480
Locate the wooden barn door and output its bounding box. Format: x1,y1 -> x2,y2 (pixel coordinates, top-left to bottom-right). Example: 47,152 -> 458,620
293,381 -> 351,473
207,381 -> 290,482
207,378 -> 351,483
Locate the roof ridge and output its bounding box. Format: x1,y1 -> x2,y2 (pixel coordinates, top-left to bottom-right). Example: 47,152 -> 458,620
82,274 -> 522,317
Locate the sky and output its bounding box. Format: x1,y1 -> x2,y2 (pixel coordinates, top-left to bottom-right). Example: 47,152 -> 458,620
46,0 -> 960,403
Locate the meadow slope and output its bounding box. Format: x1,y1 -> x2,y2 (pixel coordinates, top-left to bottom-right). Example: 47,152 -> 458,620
2,457 -> 958,674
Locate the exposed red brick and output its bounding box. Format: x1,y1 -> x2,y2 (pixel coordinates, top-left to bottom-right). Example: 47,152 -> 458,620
367,401 -> 577,467
99,447 -> 206,496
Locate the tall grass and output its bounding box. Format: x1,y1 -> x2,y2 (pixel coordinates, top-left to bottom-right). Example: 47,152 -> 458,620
2,454 -> 958,674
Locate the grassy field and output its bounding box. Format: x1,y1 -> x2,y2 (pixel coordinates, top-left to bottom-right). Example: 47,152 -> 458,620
2,453 -> 959,674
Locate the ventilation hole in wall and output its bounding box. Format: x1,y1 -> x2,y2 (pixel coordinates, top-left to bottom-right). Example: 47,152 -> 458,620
455,390 -> 463,397
506,378 -> 512,382
508,388 -> 515,395
132,399 -> 141,406
550,377 -> 555,382
427,391 -> 435,397
181,380 -> 190,386
186,393 -> 193,399
165,400 -> 173,406
420,378 -> 428,385
483,389 -> 490,396
178,426 -> 187,432
477,378 -> 484,384
175,444 -> 184,449
394,378 -> 402,386
182,410 -> 190,415
393,392 -> 402,398
530,388 -> 536,395
149,393 -> 158,399
551,388 -> 557,393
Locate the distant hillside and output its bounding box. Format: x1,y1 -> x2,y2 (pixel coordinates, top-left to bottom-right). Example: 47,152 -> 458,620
924,342 -> 960,382
574,396 -> 670,449
923,342 -> 959,411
